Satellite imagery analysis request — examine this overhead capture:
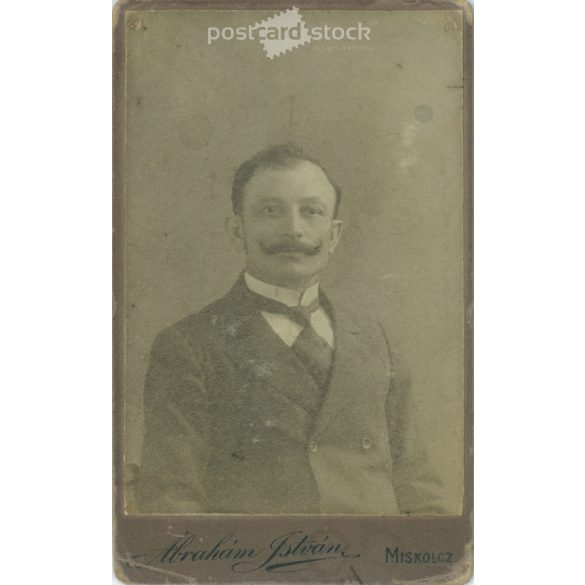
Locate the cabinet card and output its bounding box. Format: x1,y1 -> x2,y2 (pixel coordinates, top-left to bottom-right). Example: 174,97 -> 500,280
113,0 -> 473,583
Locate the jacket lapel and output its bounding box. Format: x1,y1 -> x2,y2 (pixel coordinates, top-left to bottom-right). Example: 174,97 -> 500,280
215,277 -> 389,445
216,277 -> 323,444
312,295 -> 390,439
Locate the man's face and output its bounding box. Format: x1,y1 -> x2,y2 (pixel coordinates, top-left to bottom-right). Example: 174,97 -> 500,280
230,161 -> 343,291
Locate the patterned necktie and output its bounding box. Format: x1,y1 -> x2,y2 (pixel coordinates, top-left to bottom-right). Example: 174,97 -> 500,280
247,291 -> 334,390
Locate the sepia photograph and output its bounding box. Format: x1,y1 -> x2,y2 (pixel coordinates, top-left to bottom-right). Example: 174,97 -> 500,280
114,0 -> 472,582
135,142 -> 456,516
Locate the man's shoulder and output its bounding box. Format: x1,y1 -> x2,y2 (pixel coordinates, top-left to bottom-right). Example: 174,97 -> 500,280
152,287 -> 241,349
324,290 -> 386,336
323,288 -> 407,367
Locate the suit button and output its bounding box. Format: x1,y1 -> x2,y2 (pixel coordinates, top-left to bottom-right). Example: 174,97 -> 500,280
309,441 -> 318,453
361,437 -> 372,450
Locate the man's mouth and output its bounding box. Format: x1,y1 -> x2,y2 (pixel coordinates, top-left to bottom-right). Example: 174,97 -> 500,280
261,240 -> 322,256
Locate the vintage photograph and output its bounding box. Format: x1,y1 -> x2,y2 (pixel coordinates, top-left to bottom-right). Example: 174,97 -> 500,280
114,0 -> 472,582
134,142 -> 455,516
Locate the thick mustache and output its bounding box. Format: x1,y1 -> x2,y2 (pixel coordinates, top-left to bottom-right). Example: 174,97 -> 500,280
261,240 -> 322,256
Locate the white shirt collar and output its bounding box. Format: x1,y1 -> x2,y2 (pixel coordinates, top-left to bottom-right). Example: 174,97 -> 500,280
244,272 -> 319,308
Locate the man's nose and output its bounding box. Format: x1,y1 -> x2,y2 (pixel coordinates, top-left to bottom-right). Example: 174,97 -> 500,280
282,208 -> 305,237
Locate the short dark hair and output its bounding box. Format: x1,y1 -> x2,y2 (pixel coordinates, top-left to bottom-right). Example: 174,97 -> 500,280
231,144 -> 342,217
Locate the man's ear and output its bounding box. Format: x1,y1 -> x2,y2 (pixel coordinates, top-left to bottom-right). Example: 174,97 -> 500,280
328,219 -> 343,254
225,215 -> 245,252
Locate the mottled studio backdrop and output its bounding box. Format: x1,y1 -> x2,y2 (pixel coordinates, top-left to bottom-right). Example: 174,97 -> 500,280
123,8 -> 465,513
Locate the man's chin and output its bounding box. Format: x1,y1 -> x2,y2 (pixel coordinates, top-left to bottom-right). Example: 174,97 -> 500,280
274,251 -> 308,262
257,260 -> 322,287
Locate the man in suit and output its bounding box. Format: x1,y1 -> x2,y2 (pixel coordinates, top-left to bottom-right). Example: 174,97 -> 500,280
136,144 -> 446,514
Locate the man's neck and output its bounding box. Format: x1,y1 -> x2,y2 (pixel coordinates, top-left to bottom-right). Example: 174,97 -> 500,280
244,272 -> 319,308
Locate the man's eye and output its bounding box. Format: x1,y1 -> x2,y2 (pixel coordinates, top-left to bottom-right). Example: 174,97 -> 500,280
305,207 -> 324,216
260,206 -> 280,215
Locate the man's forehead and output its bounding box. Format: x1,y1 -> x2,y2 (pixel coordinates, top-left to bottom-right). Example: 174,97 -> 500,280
244,160 -> 336,199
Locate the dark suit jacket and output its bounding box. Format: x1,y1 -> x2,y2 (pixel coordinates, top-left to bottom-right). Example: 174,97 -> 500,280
136,275 -> 446,514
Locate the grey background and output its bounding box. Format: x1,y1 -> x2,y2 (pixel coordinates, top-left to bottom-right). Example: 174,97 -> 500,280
123,9 -> 464,513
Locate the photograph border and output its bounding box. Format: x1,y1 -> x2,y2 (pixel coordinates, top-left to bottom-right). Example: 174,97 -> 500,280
113,0 -> 473,582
